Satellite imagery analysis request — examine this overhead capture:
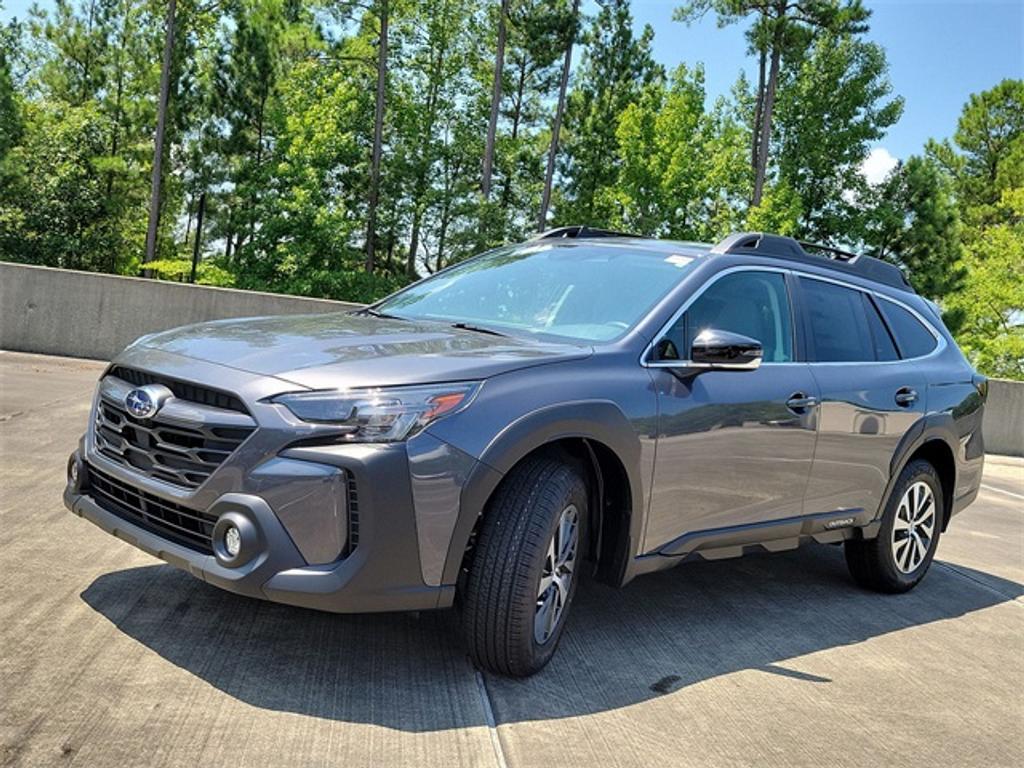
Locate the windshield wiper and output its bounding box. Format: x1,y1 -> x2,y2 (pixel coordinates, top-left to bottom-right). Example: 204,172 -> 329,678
450,321 -> 508,338
355,307 -> 408,321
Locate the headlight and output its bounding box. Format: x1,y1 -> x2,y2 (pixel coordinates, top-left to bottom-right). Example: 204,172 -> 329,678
271,382 -> 480,442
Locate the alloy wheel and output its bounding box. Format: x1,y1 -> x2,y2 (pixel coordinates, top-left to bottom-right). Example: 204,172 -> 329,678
891,481 -> 936,574
534,504 -> 579,644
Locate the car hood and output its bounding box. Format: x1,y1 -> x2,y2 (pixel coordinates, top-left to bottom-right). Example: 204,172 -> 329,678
135,312 -> 591,389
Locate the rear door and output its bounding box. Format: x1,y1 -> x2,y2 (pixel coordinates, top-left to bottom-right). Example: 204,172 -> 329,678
796,275 -> 928,518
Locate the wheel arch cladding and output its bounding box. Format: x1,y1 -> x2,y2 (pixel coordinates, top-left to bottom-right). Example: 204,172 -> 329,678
439,401 -> 644,588
904,439 -> 956,531
879,412 -> 959,529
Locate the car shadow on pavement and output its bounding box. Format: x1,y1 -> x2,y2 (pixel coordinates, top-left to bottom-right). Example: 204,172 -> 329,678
81,544 -> 1023,732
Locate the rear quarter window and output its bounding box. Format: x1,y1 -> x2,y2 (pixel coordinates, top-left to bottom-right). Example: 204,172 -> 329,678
878,300 -> 938,359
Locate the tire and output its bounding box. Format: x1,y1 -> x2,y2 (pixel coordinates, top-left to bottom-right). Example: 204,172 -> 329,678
844,458 -> 943,593
460,455 -> 588,677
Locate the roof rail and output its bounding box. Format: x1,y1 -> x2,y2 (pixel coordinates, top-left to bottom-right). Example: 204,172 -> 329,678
711,232 -> 913,292
798,240 -> 859,263
535,225 -> 645,240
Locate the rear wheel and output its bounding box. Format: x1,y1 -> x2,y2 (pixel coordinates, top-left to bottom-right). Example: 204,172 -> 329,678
845,459 -> 943,593
460,455 -> 587,677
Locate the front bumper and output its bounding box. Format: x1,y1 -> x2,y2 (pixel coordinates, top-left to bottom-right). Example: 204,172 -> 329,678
64,350 -> 488,613
65,444 -> 455,614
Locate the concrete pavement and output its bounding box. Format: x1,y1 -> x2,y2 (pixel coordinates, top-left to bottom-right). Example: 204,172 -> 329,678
1,350 -> 1022,767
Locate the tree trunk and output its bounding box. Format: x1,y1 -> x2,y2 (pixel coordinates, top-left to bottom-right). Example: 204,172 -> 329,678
481,0 -> 509,200
539,0 -> 578,231
499,58 -> 528,210
248,89 -> 268,249
105,0 -> 130,211
144,0 -> 177,273
752,17 -> 784,207
184,192 -> 195,244
365,0 -> 389,272
406,43 -> 444,279
190,192 -> 206,284
436,206 -> 449,273
408,209 -> 423,278
80,0 -> 97,104
105,22 -> 125,277
751,42 -> 766,176
386,222 -> 396,271
436,157 -> 456,272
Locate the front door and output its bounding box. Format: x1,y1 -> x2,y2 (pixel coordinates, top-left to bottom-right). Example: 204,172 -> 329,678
644,269 -> 819,552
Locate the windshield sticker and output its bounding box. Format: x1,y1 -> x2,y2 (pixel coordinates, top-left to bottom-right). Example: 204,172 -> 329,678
515,243 -> 553,255
665,254 -> 694,267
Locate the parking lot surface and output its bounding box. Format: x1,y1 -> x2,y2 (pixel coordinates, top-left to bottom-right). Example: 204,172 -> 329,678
2,350 -> 1022,767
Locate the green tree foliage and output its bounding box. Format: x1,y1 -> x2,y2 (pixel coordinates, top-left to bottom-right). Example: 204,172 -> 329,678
0,0 -> 1016,375
675,0 -> 870,206
556,0 -> 661,225
744,177 -> 801,235
944,188 -> 1024,379
934,80 -> 1024,379
612,64 -> 748,240
861,155 -> 963,300
1,0 -> 171,273
0,101 -> 132,270
493,0 -> 576,234
0,12 -> 21,162
774,31 -> 902,242
943,79 -> 1024,222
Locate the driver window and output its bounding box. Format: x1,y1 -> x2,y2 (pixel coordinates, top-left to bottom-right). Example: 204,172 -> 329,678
656,271 -> 794,362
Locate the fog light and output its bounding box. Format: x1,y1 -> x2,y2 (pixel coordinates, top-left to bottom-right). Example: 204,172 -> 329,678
212,511 -> 257,567
67,453 -> 87,492
224,525 -> 241,557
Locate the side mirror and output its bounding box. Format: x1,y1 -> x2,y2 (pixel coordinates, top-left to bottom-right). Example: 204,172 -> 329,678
690,329 -> 763,370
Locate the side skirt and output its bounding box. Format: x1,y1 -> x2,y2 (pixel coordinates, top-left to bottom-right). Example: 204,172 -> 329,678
630,508 -> 877,578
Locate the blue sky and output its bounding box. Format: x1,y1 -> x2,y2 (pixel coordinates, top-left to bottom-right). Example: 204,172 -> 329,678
626,0 -> 1023,178
3,0 -> 1021,175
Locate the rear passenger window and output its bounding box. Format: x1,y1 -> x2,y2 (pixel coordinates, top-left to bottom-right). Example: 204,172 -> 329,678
799,278 -> 875,362
878,300 -> 938,358
862,294 -> 899,361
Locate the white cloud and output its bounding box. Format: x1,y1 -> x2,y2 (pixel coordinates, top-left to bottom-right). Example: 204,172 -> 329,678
860,147 -> 899,186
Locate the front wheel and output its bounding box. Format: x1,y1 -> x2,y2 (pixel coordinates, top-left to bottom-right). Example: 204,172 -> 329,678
460,455 -> 587,677
845,459 -> 943,593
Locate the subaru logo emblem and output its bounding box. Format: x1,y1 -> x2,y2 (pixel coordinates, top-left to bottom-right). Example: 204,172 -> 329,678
124,384 -> 173,419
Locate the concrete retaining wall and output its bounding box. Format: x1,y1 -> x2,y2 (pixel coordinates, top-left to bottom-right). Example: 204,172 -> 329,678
0,261 -> 360,361
984,379 -> 1024,457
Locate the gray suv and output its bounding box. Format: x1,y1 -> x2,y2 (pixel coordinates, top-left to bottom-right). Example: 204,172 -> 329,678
64,229 -> 987,676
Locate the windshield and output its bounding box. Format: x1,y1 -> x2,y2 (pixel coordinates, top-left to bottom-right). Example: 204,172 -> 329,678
376,242 -> 701,342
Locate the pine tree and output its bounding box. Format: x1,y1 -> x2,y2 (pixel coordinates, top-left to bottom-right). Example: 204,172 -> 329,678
675,0 -> 870,205
862,155 -> 963,300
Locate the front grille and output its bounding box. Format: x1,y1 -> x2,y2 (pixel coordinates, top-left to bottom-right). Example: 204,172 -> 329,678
86,464 -> 216,554
108,366 -> 248,414
94,398 -> 255,490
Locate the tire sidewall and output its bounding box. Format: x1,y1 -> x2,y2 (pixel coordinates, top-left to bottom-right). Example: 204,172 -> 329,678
877,460 -> 943,589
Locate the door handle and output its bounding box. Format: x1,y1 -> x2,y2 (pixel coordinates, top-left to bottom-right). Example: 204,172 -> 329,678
786,393 -> 819,412
895,387 -> 918,407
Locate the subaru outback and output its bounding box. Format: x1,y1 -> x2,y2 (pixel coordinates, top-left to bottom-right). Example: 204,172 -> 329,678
64,228 -> 987,676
